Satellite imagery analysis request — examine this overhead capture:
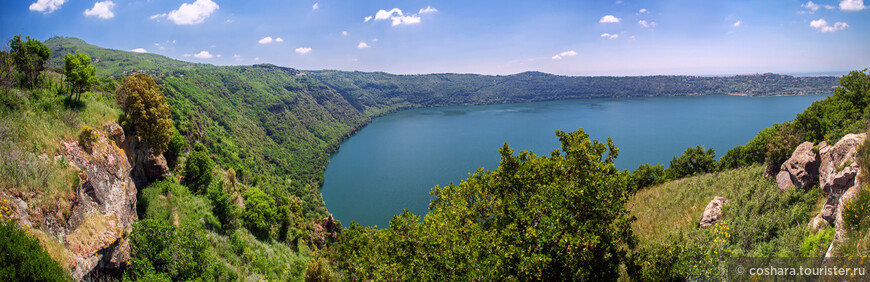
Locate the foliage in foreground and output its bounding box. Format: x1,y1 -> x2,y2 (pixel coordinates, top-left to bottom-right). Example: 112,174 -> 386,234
330,129 -> 636,280
0,221 -> 69,281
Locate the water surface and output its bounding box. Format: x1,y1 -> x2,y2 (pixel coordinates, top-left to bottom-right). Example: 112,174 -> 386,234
321,95 -> 827,227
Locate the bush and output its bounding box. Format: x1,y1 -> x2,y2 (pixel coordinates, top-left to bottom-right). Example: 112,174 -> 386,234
78,125 -> 98,152
165,130 -> 185,170
665,145 -> 717,180
631,163 -> 666,190
116,74 -> 172,153
0,221 -> 69,281
182,143 -> 214,194
127,219 -> 216,281
843,186 -> 870,230
207,180 -> 240,232
243,187 -> 277,239
801,228 -> 835,257
305,258 -> 334,282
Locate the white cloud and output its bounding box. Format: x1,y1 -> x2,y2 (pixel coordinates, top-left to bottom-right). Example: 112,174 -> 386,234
342,31 -> 348,36
150,13 -> 167,20
840,0 -> 866,10
29,0 -> 66,13
551,50 -> 577,60
373,8 -> 422,26
802,1 -> 821,11
639,8 -> 647,13
275,37 -> 284,42
254,57 -> 260,61
733,20 -> 742,27
295,47 -> 312,54
194,51 -> 213,59
357,42 -> 371,48
419,5 -> 438,14
233,54 -> 241,60
216,54 -> 222,58
364,16 -> 373,22
638,20 -> 656,28
164,0 -> 219,25
372,38 -> 379,42
825,4 -> 836,9
810,18 -> 849,32
84,1 -> 115,19
312,2 -> 319,10
600,15 -> 621,23
258,37 -> 274,44
183,54 -> 192,57
130,48 -> 147,53
600,33 -> 619,39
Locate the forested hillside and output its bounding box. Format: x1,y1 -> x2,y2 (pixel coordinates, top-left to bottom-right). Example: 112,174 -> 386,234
311,70 -> 839,116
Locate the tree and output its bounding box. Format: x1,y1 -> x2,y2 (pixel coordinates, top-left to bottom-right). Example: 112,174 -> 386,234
631,163 -> 666,190
165,130 -> 185,170
183,143 -> 214,194
0,47 -> 13,95
8,35 -> 49,89
63,51 -> 96,102
330,129 -> 637,280
665,145 -> 717,180
116,74 -> 173,153
126,219 -> 216,281
243,187 -> 277,239
0,222 -> 69,281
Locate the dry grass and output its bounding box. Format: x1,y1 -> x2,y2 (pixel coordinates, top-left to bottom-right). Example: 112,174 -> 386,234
31,228 -> 74,270
65,213 -> 123,257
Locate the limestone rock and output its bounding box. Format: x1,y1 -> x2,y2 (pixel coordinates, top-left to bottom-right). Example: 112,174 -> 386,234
699,197 -> 729,228
812,133 -> 866,257
122,135 -> 169,189
776,142 -> 820,191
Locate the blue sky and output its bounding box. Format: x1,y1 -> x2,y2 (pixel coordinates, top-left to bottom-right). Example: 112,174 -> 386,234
1,0 -> 868,76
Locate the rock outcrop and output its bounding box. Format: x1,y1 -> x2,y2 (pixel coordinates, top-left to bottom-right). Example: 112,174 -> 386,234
775,142 -> 820,191
59,123 -> 139,279
699,197 -> 729,228
122,133 -> 169,189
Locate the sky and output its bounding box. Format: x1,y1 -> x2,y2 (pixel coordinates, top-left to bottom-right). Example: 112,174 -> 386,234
1,0 -> 869,76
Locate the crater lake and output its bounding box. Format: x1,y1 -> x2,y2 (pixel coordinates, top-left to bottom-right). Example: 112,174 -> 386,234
321,94 -> 828,228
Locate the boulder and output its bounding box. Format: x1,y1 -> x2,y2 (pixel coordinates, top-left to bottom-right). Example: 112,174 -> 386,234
776,142 -> 820,191
699,196 -> 729,228
122,135 -> 169,189
811,133 -> 866,257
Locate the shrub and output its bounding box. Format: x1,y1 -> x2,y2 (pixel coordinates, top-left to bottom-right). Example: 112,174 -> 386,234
78,125 -> 98,152
631,163 -> 666,190
305,258 -> 334,282
243,187 -> 277,239
116,74 -> 172,153
665,145 -> 717,180
0,221 -> 69,281
182,143 -> 214,194
127,219 -> 216,281
801,228 -> 835,257
164,130 -> 185,170
842,186 -> 870,230
207,180 -> 240,232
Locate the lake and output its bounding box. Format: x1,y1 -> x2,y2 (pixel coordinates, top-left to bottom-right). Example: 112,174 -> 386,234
321,94 -> 828,228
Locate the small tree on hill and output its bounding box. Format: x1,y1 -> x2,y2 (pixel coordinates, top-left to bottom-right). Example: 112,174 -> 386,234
8,35 -> 49,89
116,73 -> 173,153
183,143 -> 214,194
63,51 -> 96,102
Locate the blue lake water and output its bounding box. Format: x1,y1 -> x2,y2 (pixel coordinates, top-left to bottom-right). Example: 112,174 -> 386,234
321,94 -> 828,228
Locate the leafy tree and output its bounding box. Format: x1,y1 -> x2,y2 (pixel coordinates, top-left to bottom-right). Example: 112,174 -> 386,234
183,143 -> 214,194
0,47 -> 13,95
330,129 -> 637,280
665,145 -> 717,180
116,74 -> 173,153
243,187 -> 277,239
207,181 -> 240,232
0,222 -> 69,281
8,35 -> 49,89
631,163 -> 666,190
63,51 -> 96,102
127,219 -> 216,281
165,130 -> 185,170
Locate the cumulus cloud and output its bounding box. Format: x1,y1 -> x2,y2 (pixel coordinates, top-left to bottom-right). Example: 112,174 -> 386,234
233,54 -> 241,60
600,33 -> 619,39
162,0 -> 219,25
810,18 -> 848,32
29,0 -> 66,13
802,1 -> 821,11
312,2 -> 319,10
130,48 -> 147,53
216,54 -> 222,58
599,15 -> 620,23
372,7 -> 425,26
295,47 -> 312,54
551,50 -> 577,60
419,5 -> 438,14
275,37 -> 284,42
259,36 -> 283,44
825,4 -> 836,9
358,42 -> 371,48
733,20 -> 741,27
840,0 -> 866,10
638,20 -> 656,28
254,57 -> 260,61
84,1 -> 115,19
364,16 -> 373,22
639,8 -> 647,13
342,31 -> 348,36
193,51 -> 213,59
